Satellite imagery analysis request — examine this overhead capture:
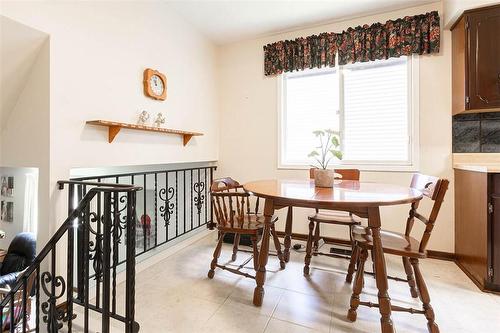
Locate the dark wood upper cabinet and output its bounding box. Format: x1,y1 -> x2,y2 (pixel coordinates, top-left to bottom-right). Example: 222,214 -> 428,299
452,5 -> 500,115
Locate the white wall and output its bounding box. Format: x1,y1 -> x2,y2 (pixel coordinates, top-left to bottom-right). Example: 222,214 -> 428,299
443,0 -> 500,27
0,1 -> 220,239
0,18 -> 50,248
0,16 -> 48,133
217,2 -> 454,252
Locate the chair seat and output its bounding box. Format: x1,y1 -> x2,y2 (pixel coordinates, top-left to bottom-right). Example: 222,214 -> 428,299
308,211 -> 363,225
352,225 -> 426,258
217,214 -> 278,234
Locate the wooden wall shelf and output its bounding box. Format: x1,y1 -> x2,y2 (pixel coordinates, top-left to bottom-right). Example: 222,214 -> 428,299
86,120 -> 203,145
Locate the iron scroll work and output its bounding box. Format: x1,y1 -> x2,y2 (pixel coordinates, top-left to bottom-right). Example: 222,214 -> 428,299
0,181 -> 141,333
71,165 -> 216,264
20,165 -> 216,332
9,166 -> 216,332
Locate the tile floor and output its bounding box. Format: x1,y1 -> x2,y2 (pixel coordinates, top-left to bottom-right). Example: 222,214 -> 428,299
73,232 -> 500,333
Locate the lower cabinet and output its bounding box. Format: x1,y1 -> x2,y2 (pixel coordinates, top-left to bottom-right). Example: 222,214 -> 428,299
490,175 -> 500,288
455,169 -> 500,291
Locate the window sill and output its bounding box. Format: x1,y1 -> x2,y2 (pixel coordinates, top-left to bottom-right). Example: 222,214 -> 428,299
277,163 -> 419,173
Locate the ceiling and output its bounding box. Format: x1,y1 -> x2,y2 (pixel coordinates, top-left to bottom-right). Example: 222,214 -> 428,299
0,16 -> 48,128
169,0 -> 438,45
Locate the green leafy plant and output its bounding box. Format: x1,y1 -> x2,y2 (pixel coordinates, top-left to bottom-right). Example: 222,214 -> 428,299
308,129 -> 343,170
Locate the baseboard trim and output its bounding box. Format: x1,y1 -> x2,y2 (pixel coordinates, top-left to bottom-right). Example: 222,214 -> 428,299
454,260 -> 500,295
275,231 -> 456,262
427,250 -> 456,261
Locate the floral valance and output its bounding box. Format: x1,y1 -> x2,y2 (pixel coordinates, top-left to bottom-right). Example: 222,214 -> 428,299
264,11 -> 440,76
263,33 -> 338,76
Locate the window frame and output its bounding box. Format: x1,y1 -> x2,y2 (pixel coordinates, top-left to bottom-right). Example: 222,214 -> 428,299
277,55 -> 419,172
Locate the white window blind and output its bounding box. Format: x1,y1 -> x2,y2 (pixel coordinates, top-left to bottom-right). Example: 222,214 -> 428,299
282,69 -> 339,166
280,56 -> 415,169
343,57 -> 409,163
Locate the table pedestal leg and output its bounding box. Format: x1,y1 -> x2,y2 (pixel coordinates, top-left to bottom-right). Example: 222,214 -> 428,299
253,198 -> 274,306
368,207 -> 395,333
283,206 -> 293,262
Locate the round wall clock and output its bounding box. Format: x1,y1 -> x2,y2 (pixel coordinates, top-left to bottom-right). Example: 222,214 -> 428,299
143,68 -> 167,100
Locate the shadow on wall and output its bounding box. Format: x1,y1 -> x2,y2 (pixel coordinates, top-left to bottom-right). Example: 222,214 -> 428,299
0,15 -> 49,253
0,15 -> 49,131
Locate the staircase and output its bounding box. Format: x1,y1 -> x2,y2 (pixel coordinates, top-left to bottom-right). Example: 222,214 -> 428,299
0,180 -> 142,333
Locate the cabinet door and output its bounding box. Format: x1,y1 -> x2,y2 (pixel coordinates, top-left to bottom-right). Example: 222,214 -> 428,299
455,169 -> 488,287
492,195 -> 500,285
492,174 -> 500,286
468,7 -> 500,110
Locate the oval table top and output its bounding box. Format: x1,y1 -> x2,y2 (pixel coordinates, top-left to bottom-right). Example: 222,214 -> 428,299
243,179 -> 423,208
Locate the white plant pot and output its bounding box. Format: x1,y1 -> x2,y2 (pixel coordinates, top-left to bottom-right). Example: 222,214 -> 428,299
314,169 -> 335,188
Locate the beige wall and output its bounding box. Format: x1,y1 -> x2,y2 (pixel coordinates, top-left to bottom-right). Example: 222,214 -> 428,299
443,0 -> 500,27
1,1 -> 220,240
0,33 -> 50,247
217,2 -> 455,252
0,16 -> 48,132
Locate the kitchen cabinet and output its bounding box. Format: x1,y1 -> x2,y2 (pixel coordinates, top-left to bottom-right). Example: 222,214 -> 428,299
455,168 -> 500,291
451,5 -> 500,115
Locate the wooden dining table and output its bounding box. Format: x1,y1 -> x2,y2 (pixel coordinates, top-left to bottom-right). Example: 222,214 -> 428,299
243,179 -> 423,333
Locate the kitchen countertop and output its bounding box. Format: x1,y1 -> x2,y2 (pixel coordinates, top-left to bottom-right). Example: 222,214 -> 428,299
453,163 -> 500,173
453,153 -> 500,173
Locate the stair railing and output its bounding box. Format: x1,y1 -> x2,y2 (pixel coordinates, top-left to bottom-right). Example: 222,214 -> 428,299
0,180 -> 142,333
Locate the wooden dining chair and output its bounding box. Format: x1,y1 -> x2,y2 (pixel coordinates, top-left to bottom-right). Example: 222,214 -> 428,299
208,177 -> 285,281
346,174 -> 449,333
304,168 -> 362,276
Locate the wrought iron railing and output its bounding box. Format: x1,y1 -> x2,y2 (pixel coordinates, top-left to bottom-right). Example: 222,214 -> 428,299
0,165 -> 216,332
70,166 -> 217,261
0,180 -> 141,333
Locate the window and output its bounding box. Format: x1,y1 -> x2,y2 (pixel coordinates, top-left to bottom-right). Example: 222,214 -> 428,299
279,56 -> 418,171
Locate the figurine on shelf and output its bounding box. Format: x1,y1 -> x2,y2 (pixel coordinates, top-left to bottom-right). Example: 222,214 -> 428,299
153,113 -> 165,127
137,110 -> 150,125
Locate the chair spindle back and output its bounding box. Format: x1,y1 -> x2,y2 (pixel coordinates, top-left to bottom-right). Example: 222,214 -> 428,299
210,177 -> 259,229
404,174 -> 449,253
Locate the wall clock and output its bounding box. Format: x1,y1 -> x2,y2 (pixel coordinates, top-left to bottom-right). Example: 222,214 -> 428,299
143,68 -> 167,100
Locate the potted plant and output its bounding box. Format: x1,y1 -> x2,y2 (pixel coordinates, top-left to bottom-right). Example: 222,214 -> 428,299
308,129 -> 343,187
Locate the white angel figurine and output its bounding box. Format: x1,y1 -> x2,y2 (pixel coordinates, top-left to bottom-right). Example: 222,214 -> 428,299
138,110 -> 150,125
153,113 -> 166,127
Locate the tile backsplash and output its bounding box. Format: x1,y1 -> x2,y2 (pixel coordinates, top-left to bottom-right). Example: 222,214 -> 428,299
453,112 -> 500,153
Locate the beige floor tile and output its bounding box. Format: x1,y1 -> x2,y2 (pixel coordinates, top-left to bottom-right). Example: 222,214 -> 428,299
488,293 -> 500,307
265,318 -> 320,333
201,305 -> 270,333
135,292 -> 222,333
273,290 -> 333,332
265,258 -> 340,297
185,272 -> 243,304
224,278 -> 284,316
